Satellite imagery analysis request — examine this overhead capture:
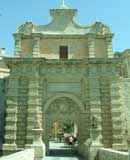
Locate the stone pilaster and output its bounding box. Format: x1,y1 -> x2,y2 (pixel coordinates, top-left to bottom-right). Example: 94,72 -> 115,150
3,76 -> 19,155
32,110 -> 46,159
88,76 -> 103,160
33,36 -> 40,56
16,77 -> 28,148
0,78 -> 6,147
88,34 -> 95,58
80,77 -> 90,142
110,77 -> 128,150
25,77 -> 40,148
121,78 -> 130,137
106,34 -> 114,58
99,77 -> 112,148
89,77 -> 102,138
14,35 -> 21,56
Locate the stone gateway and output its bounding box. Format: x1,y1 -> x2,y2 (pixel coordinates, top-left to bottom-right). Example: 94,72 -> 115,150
0,3 -> 130,158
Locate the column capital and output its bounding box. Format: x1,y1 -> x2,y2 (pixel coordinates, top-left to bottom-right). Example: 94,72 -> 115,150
32,33 -> 41,37
33,36 -> 40,40
14,35 -> 21,39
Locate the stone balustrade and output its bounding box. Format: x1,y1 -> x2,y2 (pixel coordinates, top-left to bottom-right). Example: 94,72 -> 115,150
0,149 -> 34,160
98,148 -> 129,160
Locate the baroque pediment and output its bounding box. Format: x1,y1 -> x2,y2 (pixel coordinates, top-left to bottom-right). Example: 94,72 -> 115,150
15,8 -> 112,36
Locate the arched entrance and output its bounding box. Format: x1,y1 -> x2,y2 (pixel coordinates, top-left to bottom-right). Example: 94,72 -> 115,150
43,93 -> 84,155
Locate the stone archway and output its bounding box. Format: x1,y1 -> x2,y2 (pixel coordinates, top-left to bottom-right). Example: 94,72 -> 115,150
43,93 -> 85,113
43,93 -> 85,155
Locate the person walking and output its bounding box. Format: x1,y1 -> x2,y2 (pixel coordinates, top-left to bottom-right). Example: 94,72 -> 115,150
69,136 -> 74,147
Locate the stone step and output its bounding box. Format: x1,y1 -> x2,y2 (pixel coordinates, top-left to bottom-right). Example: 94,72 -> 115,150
45,155 -> 85,160
49,148 -> 78,157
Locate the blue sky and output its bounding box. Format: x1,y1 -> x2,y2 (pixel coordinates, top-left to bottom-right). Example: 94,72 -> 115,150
0,0 -> 130,55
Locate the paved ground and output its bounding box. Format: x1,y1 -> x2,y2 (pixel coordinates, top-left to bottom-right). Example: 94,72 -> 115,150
45,142 -> 84,160
49,141 -> 77,150
45,157 -> 84,160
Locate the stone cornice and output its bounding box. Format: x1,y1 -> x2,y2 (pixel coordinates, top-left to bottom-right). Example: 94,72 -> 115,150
13,33 -> 114,39
86,33 -> 114,39
13,33 -> 88,39
3,57 -> 121,67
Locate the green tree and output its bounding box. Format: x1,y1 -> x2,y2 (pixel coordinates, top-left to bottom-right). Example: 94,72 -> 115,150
62,120 -> 74,134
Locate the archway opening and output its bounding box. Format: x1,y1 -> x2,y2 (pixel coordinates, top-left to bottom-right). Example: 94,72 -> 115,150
49,120 -> 78,156
44,96 -> 81,156
50,120 -> 78,145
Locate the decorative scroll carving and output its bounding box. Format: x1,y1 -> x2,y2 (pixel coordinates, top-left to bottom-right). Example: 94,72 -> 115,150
16,22 -> 37,35
91,22 -> 111,35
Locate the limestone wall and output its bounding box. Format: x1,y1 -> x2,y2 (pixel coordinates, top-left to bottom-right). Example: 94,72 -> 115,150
98,148 -> 128,160
0,60 -> 9,150
20,38 -> 89,58
21,39 -> 33,56
0,78 -> 6,148
40,38 -> 88,59
95,38 -> 107,58
3,58 -> 125,154
121,50 -> 130,78
0,149 -> 34,160
99,77 -> 112,148
19,37 -> 109,58
121,78 -> 130,137
16,78 -> 28,148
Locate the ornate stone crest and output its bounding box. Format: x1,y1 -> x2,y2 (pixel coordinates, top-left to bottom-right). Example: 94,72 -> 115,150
91,22 -> 111,35
16,22 -> 37,35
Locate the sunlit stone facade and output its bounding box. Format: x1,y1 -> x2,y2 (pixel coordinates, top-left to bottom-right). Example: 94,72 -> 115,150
0,4 -> 130,156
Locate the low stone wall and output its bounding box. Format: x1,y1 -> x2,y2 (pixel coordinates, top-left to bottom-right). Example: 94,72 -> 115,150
99,148 -> 129,160
0,149 -> 34,160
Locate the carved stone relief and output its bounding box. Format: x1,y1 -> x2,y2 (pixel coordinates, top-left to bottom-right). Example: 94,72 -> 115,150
47,97 -> 79,114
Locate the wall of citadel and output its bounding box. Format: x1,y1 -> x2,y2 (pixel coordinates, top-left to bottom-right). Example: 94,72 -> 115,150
0,78 -> 6,148
3,59 -> 123,150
